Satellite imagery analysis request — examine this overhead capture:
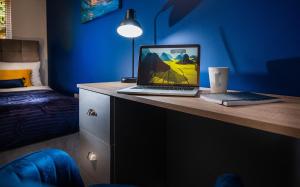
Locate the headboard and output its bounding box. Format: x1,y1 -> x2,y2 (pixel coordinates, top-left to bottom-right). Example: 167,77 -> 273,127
0,39 -> 40,62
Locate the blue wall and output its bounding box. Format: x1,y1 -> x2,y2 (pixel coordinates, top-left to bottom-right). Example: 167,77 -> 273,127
47,0 -> 300,96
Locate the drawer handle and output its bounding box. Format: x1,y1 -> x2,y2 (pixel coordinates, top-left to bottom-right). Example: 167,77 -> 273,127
87,152 -> 97,161
87,109 -> 98,117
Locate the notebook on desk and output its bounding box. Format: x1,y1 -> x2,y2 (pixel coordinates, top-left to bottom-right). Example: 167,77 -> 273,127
117,44 -> 200,96
200,92 -> 281,106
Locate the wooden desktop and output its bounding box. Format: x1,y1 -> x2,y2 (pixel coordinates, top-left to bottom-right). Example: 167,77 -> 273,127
77,82 -> 300,187
79,82 -> 300,139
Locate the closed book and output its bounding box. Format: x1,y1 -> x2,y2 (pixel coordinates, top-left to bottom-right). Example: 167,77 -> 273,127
200,92 -> 281,106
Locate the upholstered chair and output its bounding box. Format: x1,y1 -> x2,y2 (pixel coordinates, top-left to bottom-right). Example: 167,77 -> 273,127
0,149 -> 243,187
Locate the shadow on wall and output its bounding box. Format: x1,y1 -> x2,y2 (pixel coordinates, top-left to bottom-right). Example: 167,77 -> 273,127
157,1 -> 240,74
158,0 -> 300,96
158,0 -> 202,27
266,57 -> 300,95
219,26 -> 238,73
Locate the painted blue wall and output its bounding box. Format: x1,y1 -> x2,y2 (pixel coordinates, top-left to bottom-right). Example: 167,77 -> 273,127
47,0 -> 300,96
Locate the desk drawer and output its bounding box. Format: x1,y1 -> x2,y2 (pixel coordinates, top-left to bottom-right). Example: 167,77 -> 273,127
77,129 -> 110,185
79,89 -> 110,144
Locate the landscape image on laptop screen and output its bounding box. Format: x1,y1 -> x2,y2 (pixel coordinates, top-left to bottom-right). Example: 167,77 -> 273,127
139,47 -> 199,86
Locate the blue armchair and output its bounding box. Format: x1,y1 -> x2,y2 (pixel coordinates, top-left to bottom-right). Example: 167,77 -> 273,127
0,149 -> 84,187
0,149 -> 243,187
215,173 -> 244,187
0,149 -> 138,187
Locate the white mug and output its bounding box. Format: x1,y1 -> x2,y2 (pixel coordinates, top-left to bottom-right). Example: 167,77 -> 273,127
208,67 -> 229,93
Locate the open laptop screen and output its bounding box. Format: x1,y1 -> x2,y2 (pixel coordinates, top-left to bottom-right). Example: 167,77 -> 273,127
137,44 -> 200,87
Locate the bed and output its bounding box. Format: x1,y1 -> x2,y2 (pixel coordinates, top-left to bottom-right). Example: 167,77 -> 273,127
0,39 -> 79,152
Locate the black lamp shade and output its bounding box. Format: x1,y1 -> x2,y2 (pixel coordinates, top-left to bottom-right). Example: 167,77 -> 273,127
117,9 -> 143,38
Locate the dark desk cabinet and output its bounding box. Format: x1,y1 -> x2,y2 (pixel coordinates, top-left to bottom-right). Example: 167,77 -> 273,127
78,82 -> 300,187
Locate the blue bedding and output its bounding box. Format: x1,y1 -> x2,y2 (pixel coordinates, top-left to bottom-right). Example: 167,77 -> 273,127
0,90 -> 79,151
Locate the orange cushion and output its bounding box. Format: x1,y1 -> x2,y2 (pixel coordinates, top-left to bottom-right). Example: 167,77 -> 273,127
0,69 -> 32,87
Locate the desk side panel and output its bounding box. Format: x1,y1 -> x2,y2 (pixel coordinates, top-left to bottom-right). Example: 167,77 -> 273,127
112,97 -> 167,187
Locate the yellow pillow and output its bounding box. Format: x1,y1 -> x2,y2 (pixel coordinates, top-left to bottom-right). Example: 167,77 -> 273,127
0,69 -> 32,87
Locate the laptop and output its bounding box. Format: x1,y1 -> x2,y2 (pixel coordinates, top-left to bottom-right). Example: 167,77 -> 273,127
117,44 -> 200,96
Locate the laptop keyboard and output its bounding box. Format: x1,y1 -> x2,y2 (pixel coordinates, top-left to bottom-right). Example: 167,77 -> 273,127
132,86 -> 196,91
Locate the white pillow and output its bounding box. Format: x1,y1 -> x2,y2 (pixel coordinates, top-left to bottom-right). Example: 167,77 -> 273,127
0,62 -> 42,86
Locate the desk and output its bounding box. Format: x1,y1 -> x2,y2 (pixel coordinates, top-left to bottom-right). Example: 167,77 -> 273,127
78,82 -> 300,139
78,82 -> 300,187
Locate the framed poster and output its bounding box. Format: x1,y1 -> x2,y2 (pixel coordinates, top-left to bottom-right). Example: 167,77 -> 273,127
81,0 -> 121,23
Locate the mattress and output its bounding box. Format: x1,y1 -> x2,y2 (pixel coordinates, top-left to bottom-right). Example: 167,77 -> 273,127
0,88 -> 79,151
